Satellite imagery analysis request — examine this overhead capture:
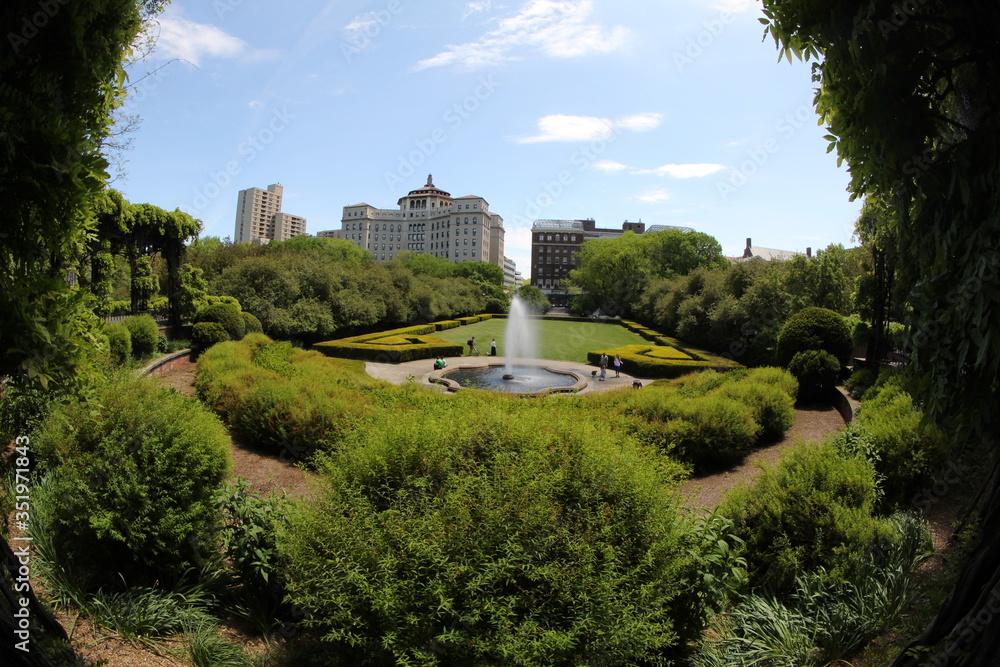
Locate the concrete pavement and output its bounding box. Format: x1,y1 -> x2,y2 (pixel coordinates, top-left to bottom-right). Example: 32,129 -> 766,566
364,355 -> 649,395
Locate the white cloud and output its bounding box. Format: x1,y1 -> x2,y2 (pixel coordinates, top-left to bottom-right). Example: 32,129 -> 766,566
617,112 -> 663,132
515,112 -> 661,143
152,13 -> 276,66
414,0 -> 630,71
593,160 -> 628,173
248,100 -> 264,109
635,189 -> 672,203
517,115 -> 616,143
462,0 -> 494,20
653,163 -> 726,178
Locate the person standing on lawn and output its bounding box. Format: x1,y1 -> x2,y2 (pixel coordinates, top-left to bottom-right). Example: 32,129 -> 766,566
490,338 -> 497,356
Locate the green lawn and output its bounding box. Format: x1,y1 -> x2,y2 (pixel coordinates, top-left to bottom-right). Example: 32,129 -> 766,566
435,318 -> 647,362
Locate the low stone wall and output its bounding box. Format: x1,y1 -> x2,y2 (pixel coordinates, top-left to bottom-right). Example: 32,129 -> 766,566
137,349 -> 192,378
831,386 -> 860,423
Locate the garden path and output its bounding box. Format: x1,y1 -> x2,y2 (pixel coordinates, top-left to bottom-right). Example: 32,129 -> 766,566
678,402 -> 848,513
155,357 -> 317,498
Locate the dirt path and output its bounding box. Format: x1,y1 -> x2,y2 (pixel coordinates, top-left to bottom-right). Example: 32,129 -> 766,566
153,358 -> 315,498
678,402 -> 848,512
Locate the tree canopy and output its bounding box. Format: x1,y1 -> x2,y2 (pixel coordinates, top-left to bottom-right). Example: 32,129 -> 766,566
761,1 -> 1000,663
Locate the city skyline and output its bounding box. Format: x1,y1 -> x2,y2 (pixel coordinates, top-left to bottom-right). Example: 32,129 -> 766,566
116,0 -> 863,274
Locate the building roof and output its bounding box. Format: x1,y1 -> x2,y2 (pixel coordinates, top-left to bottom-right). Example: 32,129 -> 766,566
405,174 -> 452,198
646,224 -> 695,234
737,237 -> 809,262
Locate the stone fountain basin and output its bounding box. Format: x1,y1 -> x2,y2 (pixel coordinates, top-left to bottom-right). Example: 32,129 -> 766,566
429,363 -> 587,395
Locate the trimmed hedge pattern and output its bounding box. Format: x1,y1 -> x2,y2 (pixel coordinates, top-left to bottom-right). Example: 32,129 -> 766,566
315,323 -> 464,362
588,344 -> 741,378
596,321 -> 743,378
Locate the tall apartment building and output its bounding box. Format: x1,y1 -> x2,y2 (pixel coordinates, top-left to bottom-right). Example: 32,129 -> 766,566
234,183 -> 307,244
531,219 -> 693,307
318,175 -> 505,269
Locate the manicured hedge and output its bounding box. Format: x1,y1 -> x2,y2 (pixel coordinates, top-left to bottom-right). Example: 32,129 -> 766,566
104,321 -> 132,365
588,344 -> 741,379
776,306 -> 852,366
196,302 -> 246,341
122,313 -> 159,358
315,323 -> 463,362
434,320 -> 462,330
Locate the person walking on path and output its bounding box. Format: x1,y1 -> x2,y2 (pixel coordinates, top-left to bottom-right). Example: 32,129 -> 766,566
599,352 -> 608,381
467,336 -> 480,356
490,338 -> 497,356
613,354 -> 622,378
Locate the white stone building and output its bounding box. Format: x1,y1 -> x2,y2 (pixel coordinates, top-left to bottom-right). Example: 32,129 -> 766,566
319,175 -> 505,268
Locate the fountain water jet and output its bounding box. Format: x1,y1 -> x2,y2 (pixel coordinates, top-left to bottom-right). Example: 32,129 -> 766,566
503,295 -> 537,379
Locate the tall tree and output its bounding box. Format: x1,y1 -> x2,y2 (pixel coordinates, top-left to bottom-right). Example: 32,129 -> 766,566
760,1 -> 1000,664
1,1 -> 167,663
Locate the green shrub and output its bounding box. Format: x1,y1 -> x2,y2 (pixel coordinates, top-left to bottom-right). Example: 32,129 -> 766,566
241,311 -> 263,334
104,321 -> 132,365
776,306 -> 852,366
833,380 -> 949,507
626,389 -> 761,469
196,303 -> 246,340
123,313 -> 159,358
217,480 -> 290,634
693,513 -> 930,666
588,344 -> 742,379
713,380 -> 795,443
787,349 -> 840,401
743,366 -> 799,401
720,441 -> 892,593
192,321 -> 231,353
845,367 -> 876,399
197,339 -> 377,462
279,399 -> 711,665
29,375 -> 232,589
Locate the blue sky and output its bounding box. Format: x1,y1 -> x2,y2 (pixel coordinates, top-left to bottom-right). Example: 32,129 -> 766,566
117,0 -> 862,274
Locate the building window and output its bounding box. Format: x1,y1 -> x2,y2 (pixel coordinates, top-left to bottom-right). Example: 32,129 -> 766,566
473,217 -> 477,224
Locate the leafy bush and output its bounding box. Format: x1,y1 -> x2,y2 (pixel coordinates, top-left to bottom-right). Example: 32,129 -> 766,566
217,480 -> 290,634
846,367 -> 876,399
123,313 -> 159,358
315,323 -> 462,362
104,321 -> 132,365
625,389 -> 761,470
833,379 -> 949,507
776,306 -> 852,366
787,349 -> 840,401
720,440 -> 893,593
197,338 -> 379,462
693,513 -> 930,666
192,321 -> 231,353
241,311 -> 263,334
196,302 -> 246,340
713,380 -> 795,443
279,398 -> 713,665
29,375 -> 232,589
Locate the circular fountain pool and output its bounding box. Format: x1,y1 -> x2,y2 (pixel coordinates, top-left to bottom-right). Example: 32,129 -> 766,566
431,364 -> 586,395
